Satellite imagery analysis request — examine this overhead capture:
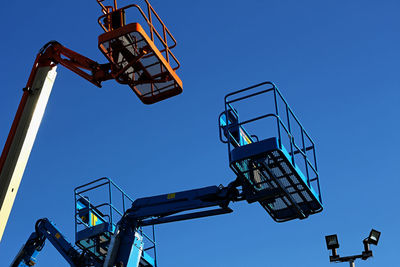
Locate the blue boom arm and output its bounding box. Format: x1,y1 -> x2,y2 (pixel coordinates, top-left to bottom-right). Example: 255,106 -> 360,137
11,181 -> 243,267
103,182 -> 242,266
127,184 -> 239,226
10,218 -> 92,267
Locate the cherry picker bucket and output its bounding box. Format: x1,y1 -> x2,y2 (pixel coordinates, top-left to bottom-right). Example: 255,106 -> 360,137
97,0 -> 182,104
74,177 -> 156,265
219,82 -> 323,222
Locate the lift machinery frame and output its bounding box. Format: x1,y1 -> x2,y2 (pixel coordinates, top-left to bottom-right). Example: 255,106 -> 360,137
11,82 -> 323,266
0,0 -> 183,242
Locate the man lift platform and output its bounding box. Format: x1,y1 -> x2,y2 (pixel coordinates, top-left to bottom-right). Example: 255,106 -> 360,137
0,0 -> 182,242
219,82 -> 323,222
97,0 -> 183,104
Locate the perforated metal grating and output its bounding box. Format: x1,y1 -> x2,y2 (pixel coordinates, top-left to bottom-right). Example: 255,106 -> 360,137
99,24 -> 182,104
232,149 -> 322,222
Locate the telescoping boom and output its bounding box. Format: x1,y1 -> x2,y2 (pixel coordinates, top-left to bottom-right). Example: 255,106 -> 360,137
0,0 -> 183,241
12,82 -> 323,266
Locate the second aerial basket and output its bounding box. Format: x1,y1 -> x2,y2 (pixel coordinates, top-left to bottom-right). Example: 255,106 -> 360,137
96,0 -> 182,104
219,82 -> 323,222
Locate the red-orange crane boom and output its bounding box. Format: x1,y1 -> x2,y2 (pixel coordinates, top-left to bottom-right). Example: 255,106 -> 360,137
0,0 -> 183,241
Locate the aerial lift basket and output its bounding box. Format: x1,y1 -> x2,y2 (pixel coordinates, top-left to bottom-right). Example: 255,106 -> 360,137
97,0 -> 182,104
74,178 -> 156,265
219,82 -> 323,222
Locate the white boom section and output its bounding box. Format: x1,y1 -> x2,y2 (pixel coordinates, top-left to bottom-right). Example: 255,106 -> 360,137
103,226 -> 122,267
0,65 -> 57,241
103,227 -> 144,267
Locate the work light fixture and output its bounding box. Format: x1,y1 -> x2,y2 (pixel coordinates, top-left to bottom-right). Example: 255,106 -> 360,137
367,229 -> 381,246
324,229 -> 381,267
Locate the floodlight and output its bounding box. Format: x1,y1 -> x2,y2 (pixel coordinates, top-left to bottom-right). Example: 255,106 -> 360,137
367,229 -> 381,246
325,234 -> 339,250
324,230 -> 381,265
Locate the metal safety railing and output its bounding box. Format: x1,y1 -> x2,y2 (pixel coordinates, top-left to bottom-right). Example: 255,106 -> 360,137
74,177 -> 133,231
74,177 -> 158,264
97,0 -> 180,71
220,82 -> 322,203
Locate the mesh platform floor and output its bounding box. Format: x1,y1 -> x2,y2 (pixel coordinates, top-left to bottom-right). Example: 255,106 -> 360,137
231,140 -> 322,222
99,23 -> 182,104
76,230 -> 111,261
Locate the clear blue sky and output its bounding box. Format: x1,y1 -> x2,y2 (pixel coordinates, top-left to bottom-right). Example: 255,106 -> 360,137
1,0 -> 399,266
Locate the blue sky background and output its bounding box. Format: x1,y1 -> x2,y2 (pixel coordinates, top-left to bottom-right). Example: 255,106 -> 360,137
1,0 -> 399,266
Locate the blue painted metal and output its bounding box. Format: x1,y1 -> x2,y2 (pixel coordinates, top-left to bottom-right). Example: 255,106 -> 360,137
126,232 -> 144,267
12,232 -> 42,267
74,177 -> 157,266
125,186 -> 234,226
219,81 -> 323,222
11,82 -> 325,266
219,109 -> 254,147
11,218 -> 86,267
12,180 -> 238,267
107,184 -> 237,266
12,90 -> 324,264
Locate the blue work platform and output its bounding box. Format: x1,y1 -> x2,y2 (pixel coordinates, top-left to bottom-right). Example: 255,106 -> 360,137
74,177 -> 157,266
219,82 -> 323,222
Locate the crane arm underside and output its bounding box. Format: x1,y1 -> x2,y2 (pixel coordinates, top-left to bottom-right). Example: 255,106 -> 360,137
37,41 -> 113,87
10,218 -> 88,267
127,185 -> 237,226
11,180 -> 260,266
104,183 -> 241,266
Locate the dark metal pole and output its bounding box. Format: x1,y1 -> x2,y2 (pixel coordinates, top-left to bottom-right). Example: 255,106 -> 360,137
349,260 -> 355,267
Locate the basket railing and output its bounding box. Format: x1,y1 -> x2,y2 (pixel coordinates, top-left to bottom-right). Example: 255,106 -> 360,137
74,177 -> 157,264
97,1 -> 180,71
221,82 -> 322,202
74,177 -> 134,235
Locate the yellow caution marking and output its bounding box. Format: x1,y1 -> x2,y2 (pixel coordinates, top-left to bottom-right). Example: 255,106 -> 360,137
91,214 -> 98,226
167,193 -> 176,199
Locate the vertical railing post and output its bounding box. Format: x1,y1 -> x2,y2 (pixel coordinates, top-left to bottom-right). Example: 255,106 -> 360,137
152,225 -> 157,267
309,140 -> 322,202
147,3 -> 154,42
313,144 -> 318,172
225,101 -> 232,163
285,105 -> 295,165
301,130 -> 310,186
273,86 -> 282,149
108,180 -> 113,225
163,26 -> 170,63
146,1 -> 154,42
74,190 -> 77,240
